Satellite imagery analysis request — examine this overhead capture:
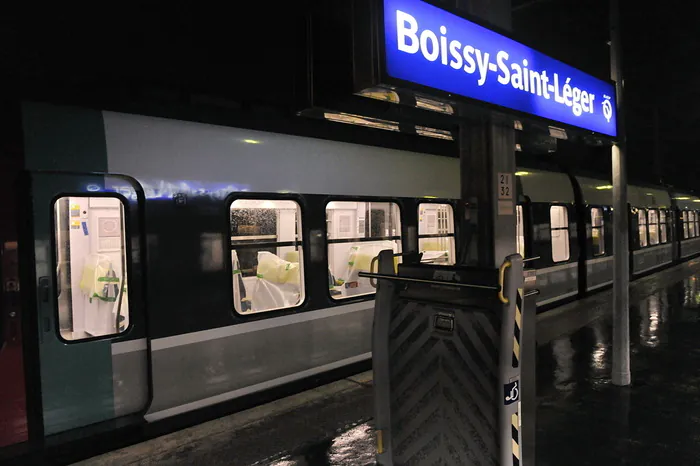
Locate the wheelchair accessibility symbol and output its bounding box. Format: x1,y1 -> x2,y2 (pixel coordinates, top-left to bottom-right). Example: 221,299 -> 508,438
504,381 -> 519,405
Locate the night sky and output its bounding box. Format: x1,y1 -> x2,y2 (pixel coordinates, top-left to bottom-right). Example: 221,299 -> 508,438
512,0 -> 700,189
1,1 -> 698,190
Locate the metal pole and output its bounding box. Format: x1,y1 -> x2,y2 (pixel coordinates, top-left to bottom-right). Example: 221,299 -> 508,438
610,0 -> 630,386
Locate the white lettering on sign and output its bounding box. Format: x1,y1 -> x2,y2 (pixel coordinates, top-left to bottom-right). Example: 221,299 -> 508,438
395,9 -> 606,120
498,173 -> 513,200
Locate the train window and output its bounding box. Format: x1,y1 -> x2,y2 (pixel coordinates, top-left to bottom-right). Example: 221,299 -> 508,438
690,211 -> 697,238
660,210 -> 668,244
648,209 -> 659,246
230,199 -> 304,315
53,196 -> 129,341
516,205 -> 526,259
550,206 -> 570,263
418,203 -> 455,265
591,207 -> 605,256
638,210 -> 648,247
696,211 -> 700,238
683,211 -> 689,239
327,201 -> 401,300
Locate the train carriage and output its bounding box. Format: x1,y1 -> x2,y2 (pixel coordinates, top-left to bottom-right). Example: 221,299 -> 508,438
1,102 -> 699,463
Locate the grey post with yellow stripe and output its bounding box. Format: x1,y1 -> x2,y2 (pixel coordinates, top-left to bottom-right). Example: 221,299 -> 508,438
363,252 -> 525,466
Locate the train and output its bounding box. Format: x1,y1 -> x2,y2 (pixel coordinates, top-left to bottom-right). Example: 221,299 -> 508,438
1,102 -> 699,463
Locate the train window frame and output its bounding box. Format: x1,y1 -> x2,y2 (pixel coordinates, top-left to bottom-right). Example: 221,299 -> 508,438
227,195 -> 307,316
659,210 -> 668,244
638,209 -> 648,248
417,201 -> 456,265
648,208 -> 660,246
696,210 -> 700,238
549,204 -> 570,263
590,206 -> 605,256
325,197 -> 403,302
51,192 -> 134,344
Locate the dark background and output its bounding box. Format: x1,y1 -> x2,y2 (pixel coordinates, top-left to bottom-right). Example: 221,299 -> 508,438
512,0 -> 699,188
0,1 -> 696,189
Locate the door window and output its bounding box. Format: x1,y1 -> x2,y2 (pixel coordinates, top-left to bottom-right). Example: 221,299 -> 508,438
591,207 -> 605,255
550,206 -> 570,262
418,203 -> 455,265
516,205 -> 526,259
638,210 -> 648,247
54,196 -> 129,341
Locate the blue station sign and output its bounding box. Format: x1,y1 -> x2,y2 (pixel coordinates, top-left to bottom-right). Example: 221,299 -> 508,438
382,0 -> 618,137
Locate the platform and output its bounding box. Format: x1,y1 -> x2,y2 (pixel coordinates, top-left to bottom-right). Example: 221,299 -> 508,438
73,259 -> 700,465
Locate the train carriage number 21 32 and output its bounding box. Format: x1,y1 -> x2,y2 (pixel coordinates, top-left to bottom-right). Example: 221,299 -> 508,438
498,173 -> 513,200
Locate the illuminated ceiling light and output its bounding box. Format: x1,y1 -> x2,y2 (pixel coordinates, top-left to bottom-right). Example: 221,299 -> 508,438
423,195 -> 438,199
548,126 -> 568,140
515,143 -> 523,152
415,125 -> 454,140
242,139 -> 261,144
646,193 -> 654,195
596,185 -> 613,190
674,196 -> 691,200
356,87 -> 400,104
415,95 -> 455,115
514,120 -> 523,130
515,171 -> 530,176
693,200 -> 700,203
323,112 -> 400,132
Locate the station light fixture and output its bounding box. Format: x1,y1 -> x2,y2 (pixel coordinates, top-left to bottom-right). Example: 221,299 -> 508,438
323,112 -> 400,132
415,126 -> 454,140
674,196 -> 691,200
548,126 -> 568,140
355,87 -> 455,115
242,139 -> 262,144
415,95 -> 455,115
355,87 -> 400,104
596,185 -> 613,190
515,171 -> 530,176
322,111 -> 454,141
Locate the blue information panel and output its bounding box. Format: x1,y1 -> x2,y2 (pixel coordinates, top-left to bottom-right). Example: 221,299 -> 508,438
383,0 -> 617,137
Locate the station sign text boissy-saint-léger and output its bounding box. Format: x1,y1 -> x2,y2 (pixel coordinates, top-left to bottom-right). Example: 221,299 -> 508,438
382,0 -> 618,137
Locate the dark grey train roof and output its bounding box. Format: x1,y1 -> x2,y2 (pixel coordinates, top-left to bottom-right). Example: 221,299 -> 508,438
576,175 -> 671,208
516,169 -> 574,203
672,193 -> 700,210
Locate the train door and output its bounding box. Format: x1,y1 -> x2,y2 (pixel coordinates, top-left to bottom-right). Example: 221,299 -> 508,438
21,172 -> 150,438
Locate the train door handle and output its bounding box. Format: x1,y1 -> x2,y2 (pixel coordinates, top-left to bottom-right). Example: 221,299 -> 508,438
38,276 -> 51,334
38,276 -> 50,303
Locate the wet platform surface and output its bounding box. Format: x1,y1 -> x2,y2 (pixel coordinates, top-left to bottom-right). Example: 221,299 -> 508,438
77,260 -> 700,465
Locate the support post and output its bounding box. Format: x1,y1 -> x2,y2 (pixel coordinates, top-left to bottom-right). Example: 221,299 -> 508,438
456,0 -> 515,269
610,0 -> 631,387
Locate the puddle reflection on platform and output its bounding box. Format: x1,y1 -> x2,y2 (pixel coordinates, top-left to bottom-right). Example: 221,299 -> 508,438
263,274 -> 700,465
